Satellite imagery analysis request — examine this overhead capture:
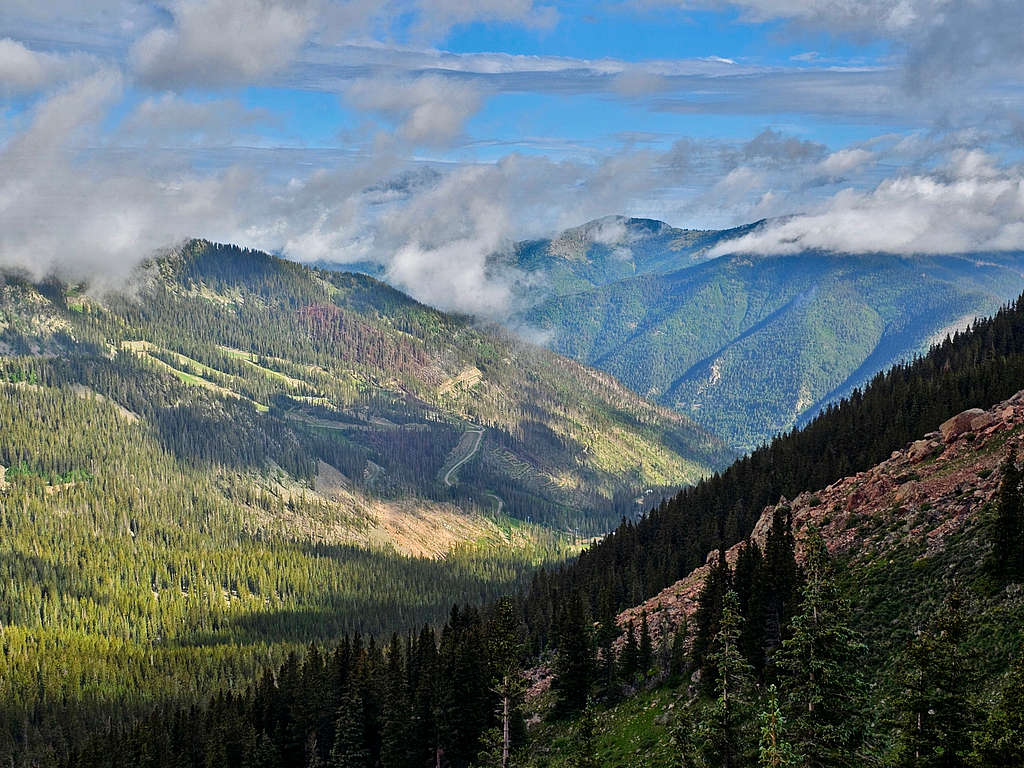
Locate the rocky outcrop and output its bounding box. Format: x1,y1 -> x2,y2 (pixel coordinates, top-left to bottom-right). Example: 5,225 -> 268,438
615,389 -> 1024,654
939,408 -> 986,442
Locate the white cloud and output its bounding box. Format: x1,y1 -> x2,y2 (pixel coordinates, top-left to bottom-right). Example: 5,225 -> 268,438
117,93 -> 273,146
818,147 -> 873,176
131,0 -> 317,88
0,38 -> 97,96
709,157 -> 1024,257
345,75 -> 485,147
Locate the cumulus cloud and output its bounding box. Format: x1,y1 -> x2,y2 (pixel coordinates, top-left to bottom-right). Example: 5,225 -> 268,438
817,147 -> 874,177
0,39 -> 98,96
709,151 -> 1024,257
345,75 -> 485,147
131,0 -> 317,88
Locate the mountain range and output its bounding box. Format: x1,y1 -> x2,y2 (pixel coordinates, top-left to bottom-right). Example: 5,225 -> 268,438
500,216 -> 1024,451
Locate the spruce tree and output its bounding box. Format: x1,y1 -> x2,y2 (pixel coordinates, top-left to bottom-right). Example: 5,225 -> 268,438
892,589 -> 977,768
971,650 -> 1024,766
638,611 -> 653,680
553,593 -> 595,718
733,539 -> 765,671
676,590 -> 757,768
775,532 -> 867,767
989,446 -> 1024,583
328,691 -> 370,768
758,685 -> 798,768
692,548 -> 732,693
760,508 -> 801,667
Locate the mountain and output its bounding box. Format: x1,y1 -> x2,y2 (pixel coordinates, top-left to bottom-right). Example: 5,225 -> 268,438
56,290 -> 1024,768
0,240 -> 732,762
507,217 -> 1024,452
523,391 -> 1024,766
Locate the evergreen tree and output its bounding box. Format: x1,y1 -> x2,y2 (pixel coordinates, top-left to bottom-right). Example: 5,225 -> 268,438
620,621 -> 640,683
776,532 -> 868,767
676,591 -> 757,768
328,692 -> 370,768
733,539 -> 764,671
758,685 -> 798,768
989,447 -> 1024,583
971,650 -> 1024,767
552,594 -> 595,718
567,702 -> 600,768
891,590 -> 977,768
379,634 -> 410,768
692,548 -> 732,693
759,508 -> 801,668
638,611 -> 653,680
669,616 -> 689,687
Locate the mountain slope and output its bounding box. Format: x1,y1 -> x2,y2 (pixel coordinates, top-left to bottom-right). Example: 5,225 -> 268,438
0,240 -> 734,762
509,218 -> 1024,451
520,391 -> 1024,767
3,240 -> 731,533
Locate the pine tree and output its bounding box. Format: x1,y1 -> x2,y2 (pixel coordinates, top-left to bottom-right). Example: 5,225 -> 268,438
553,593 -> 595,718
328,692 -> 370,768
989,446 -> 1024,583
971,650 -> 1024,766
775,532 -> 867,767
676,591 -> 757,768
892,589 -> 977,768
758,685 -> 798,768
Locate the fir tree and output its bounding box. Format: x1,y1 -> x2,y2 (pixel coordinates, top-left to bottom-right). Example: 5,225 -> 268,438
971,650 -> 1024,766
552,593 -> 595,718
891,589 -> 977,768
758,685 -> 798,768
328,692 -> 370,768
567,702 -> 600,768
692,548 -> 732,693
989,446 -> 1024,583
776,532 -> 868,767
638,611 -> 653,680
676,590 -> 757,768
759,508 -> 801,667
620,620 -> 640,683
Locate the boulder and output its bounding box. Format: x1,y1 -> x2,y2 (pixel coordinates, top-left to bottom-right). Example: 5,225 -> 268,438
940,408 -> 986,443
970,412 -> 997,432
908,440 -> 939,462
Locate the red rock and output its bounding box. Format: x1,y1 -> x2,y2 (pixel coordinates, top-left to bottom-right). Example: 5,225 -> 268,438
940,408 -> 986,442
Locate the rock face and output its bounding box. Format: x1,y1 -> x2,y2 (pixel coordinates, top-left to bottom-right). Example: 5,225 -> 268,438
614,389 -> 1024,656
940,408 -> 986,442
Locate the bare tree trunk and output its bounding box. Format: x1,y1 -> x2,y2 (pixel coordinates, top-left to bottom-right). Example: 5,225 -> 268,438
502,688 -> 511,768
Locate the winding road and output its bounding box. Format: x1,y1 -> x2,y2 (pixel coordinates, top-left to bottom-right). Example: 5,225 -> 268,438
442,427 -> 484,487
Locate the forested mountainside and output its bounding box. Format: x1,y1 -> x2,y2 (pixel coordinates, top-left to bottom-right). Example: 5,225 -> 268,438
0,241 -> 730,763
1,239 -> 728,532
57,294 -> 1024,768
505,216 -> 1024,452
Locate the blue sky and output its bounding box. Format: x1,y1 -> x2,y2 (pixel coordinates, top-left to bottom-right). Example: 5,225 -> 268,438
1,0 -> 1023,314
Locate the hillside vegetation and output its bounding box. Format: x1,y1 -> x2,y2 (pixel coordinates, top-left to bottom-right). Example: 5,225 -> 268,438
50,293 -> 1024,768
508,217 -> 1024,451
0,241 -> 731,763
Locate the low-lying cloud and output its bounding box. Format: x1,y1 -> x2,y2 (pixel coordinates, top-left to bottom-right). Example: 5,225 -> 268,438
710,151 -> 1024,256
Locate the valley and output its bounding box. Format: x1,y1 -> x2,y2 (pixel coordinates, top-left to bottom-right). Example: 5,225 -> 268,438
496,217 -> 1024,452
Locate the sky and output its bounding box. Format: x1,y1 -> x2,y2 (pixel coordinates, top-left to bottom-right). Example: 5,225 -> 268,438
1,0 -> 1023,315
